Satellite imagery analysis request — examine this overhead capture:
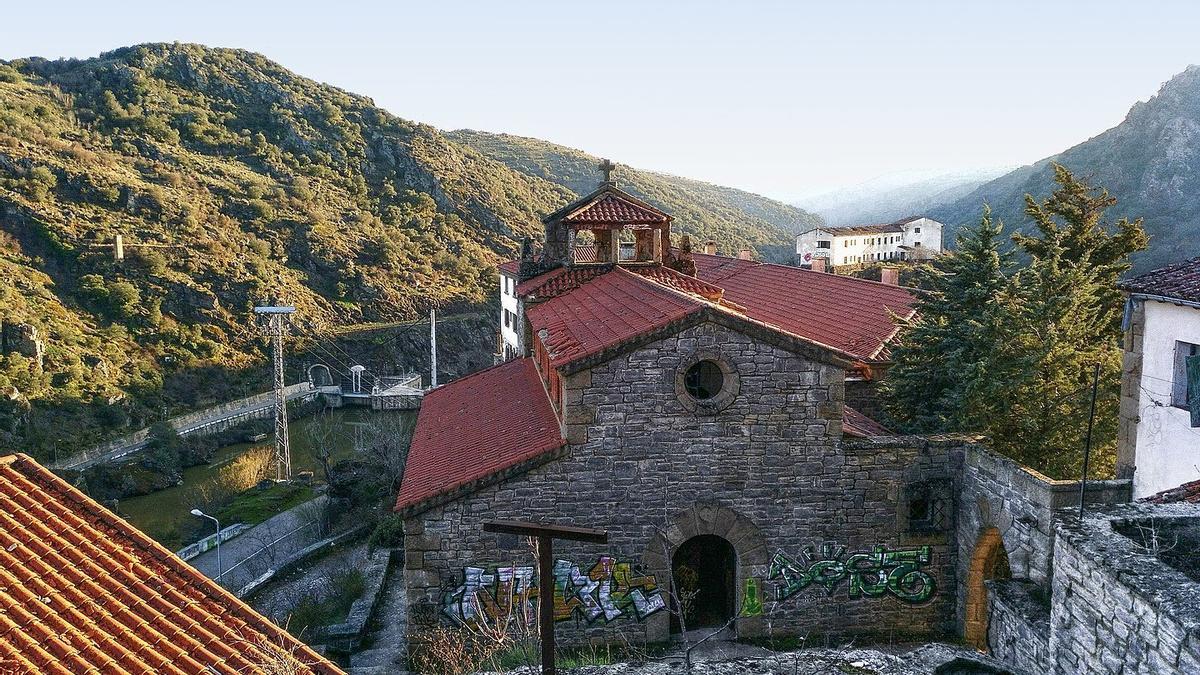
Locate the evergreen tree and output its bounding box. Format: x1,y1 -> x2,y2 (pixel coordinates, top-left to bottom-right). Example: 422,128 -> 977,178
883,206 -> 1017,433
988,166 -> 1146,478
1013,163 -> 1149,338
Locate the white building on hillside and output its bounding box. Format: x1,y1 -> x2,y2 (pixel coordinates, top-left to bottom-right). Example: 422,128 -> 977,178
1117,257 -> 1200,499
795,216 -> 944,270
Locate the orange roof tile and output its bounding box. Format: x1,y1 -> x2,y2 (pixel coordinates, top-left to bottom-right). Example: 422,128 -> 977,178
394,358 -> 564,514
0,454 -> 343,675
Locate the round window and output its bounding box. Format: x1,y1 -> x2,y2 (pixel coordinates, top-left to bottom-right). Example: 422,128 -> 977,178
684,360 -> 724,400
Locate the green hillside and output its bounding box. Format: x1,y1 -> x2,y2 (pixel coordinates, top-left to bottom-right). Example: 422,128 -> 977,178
0,43 -> 810,459
449,130 -> 822,260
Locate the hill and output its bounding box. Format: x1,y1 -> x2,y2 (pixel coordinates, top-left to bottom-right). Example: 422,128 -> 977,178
796,168 -> 1009,226
448,130 -> 821,260
0,43 -> 812,458
932,66 -> 1200,271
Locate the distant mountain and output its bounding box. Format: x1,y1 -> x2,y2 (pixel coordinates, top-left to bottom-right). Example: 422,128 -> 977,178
449,130 -> 822,260
932,66 -> 1200,271
796,168 -> 1009,227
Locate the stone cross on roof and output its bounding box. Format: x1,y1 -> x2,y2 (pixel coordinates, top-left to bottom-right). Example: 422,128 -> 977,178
599,158 -> 616,184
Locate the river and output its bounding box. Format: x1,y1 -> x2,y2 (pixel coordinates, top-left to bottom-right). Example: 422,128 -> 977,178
119,407 -> 416,549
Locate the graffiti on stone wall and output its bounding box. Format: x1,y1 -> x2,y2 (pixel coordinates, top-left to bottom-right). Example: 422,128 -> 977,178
443,557 -> 665,626
742,577 -> 764,617
768,543 -> 936,604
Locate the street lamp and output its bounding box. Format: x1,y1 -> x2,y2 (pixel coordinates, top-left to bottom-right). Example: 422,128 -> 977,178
190,508 -> 222,580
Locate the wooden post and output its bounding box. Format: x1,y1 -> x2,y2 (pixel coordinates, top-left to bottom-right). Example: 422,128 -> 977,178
483,520 -> 608,675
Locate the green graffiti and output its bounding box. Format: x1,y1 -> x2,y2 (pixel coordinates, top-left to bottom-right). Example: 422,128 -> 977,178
741,577 -> 764,616
768,544 -> 936,604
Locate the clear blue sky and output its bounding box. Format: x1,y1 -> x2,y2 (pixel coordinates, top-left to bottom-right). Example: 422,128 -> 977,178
3,0 -> 1197,201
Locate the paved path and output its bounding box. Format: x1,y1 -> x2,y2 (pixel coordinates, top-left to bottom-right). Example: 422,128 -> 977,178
189,495 -> 329,592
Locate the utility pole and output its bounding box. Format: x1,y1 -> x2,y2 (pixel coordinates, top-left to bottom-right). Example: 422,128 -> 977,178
430,307 -> 438,388
255,304 -> 296,481
1079,362 -> 1101,517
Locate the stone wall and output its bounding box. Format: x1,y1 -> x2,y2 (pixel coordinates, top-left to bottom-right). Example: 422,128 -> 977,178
1048,503 -> 1200,675
985,579 -> 1051,674
404,321 -> 962,647
956,443 -> 1131,635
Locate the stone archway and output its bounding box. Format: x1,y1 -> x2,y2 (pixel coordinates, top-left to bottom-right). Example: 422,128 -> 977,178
671,534 -> 737,632
642,503 -> 768,641
308,363 -> 333,387
964,527 -> 1012,650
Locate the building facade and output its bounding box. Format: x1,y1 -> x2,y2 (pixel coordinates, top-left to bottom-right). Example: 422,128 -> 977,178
795,216 -> 944,270
398,171 -> 967,649
1117,257 -> 1200,499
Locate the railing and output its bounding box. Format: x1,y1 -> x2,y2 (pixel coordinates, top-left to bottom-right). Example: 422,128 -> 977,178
53,382 -> 317,470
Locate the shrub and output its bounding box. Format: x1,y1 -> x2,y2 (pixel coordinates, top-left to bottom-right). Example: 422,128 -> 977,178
368,513 -> 404,550
26,166 -> 56,201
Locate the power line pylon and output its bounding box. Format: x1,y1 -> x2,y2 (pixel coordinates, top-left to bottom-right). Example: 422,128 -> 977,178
255,304 -> 296,481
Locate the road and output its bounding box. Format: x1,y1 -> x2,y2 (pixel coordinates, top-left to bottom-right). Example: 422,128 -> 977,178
189,495 -> 329,592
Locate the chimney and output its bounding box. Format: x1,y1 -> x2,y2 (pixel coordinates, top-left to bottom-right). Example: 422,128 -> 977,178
737,249 -> 753,261
880,267 -> 899,285
810,258 -> 827,273
703,240 -> 717,255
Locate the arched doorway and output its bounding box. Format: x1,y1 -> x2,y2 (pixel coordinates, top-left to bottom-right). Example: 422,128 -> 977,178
670,535 -> 736,632
308,363 -> 333,387
964,527 -> 1012,650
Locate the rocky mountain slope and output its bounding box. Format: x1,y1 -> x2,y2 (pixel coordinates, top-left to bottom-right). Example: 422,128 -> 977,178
0,43 -> 817,458
932,66 -> 1200,271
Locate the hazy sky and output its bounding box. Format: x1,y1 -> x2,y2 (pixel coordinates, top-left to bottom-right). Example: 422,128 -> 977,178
3,1 -> 1198,201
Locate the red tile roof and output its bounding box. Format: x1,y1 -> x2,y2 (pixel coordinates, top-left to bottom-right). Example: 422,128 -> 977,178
630,265 -> 726,303
842,406 -> 892,437
516,264 -> 611,298
527,268 -> 703,368
562,193 -> 669,227
1118,256 -> 1200,304
691,253 -> 915,360
0,454 -> 342,675
1141,478 -> 1200,505
394,358 -> 564,514
544,186 -> 672,229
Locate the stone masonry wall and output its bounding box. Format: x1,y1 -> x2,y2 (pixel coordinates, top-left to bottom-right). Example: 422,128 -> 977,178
404,322 -> 961,647
985,579 -> 1052,674
1048,503 -> 1200,675
956,444 -> 1131,632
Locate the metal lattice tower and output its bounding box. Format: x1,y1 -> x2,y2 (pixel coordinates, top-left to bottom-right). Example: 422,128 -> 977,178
255,305 -> 296,481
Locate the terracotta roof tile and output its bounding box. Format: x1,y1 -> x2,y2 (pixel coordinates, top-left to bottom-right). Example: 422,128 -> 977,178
630,265 -> 726,303
516,264 -> 611,298
691,253 -> 915,361
527,268 -> 702,368
842,406 -> 892,437
394,358 -> 564,513
1118,256 -> 1200,304
563,193 -> 669,227
0,454 -> 343,675
1141,478 -> 1200,504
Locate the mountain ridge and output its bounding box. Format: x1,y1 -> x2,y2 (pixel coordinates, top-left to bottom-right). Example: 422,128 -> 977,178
931,64 -> 1200,271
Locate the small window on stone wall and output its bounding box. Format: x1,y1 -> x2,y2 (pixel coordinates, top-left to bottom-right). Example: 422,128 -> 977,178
685,360 -> 724,400
907,485 -> 949,533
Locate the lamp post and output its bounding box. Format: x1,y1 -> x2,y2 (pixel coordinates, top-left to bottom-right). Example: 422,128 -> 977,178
190,508 -> 222,580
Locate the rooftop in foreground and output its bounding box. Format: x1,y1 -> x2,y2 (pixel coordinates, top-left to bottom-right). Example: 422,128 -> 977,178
0,454 -> 342,675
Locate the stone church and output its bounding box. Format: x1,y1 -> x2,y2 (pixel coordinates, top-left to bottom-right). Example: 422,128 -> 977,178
394,167 -> 963,647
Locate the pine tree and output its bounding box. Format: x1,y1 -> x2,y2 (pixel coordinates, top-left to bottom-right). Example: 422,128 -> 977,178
988,166 -> 1146,478
883,206 -> 1017,433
